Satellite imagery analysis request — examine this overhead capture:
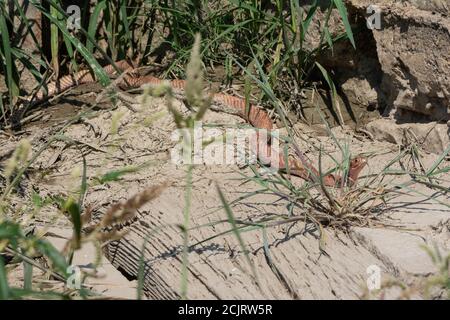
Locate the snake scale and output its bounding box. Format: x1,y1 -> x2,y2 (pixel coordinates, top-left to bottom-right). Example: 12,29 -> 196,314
29,60 -> 367,186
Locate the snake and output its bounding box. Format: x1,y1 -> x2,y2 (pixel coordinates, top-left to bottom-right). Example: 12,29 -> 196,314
28,60 -> 367,187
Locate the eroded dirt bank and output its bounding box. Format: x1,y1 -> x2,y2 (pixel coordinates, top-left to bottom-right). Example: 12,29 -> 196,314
1,89 -> 448,299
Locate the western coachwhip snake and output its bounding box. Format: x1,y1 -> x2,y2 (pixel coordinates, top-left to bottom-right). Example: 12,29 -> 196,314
28,60 -> 367,187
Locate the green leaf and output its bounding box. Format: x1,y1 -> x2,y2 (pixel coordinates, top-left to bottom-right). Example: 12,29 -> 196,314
87,0 -> 107,53
64,198 -> 82,249
62,33 -> 78,73
119,1 -> 131,43
10,48 -> 44,84
96,166 -> 140,184
79,156 -> 88,207
301,0 -> 318,41
0,8 -> 19,103
31,192 -> 43,208
216,184 -> 259,283
315,62 -> 344,125
332,0 -> 355,48
31,0 -> 111,87
324,27 -> 334,53
23,261 -> 33,291
426,144 -> 450,176
0,94 -> 5,125
35,240 -> 69,277
50,3 -> 60,75
0,256 -> 10,299
12,0 -> 45,58
0,221 -> 22,241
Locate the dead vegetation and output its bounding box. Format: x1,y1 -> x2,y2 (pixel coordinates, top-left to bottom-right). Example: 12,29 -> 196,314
0,1 -> 449,300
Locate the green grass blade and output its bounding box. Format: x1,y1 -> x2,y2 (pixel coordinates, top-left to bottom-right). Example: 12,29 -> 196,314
180,164 -> 193,300
332,0 -> 355,48
87,0 -> 107,53
0,94 -> 5,125
0,256 -> 10,299
315,62 -> 344,125
34,240 -> 69,277
31,0 -> 110,86
12,0 -> 45,57
262,227 -> 300,299
50,3 -> 59,75
62,33 -> 78,73
79,154 -> 88,207
301,0 -> 317,40
10,48 -> 44,84
426,144 -> 450,176
119,1 -> 131,46
23,261 -> 33,291
216,184 -> 259,284
64,198 -> 82,251
0,8 -> 19,104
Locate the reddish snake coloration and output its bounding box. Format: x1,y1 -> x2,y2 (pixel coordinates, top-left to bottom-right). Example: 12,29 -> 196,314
30,60 -> 367,186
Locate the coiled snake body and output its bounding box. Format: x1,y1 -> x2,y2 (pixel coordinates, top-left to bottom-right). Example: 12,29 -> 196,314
30,60 -> 367,186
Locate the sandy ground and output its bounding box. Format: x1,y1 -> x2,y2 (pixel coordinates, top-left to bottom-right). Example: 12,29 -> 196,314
1,87 -> 449,299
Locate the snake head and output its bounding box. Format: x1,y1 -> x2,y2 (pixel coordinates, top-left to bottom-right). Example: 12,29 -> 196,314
348,157 -> 367,185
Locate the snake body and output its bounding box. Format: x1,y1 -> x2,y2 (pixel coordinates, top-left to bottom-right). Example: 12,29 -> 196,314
30,60 -> 367,186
